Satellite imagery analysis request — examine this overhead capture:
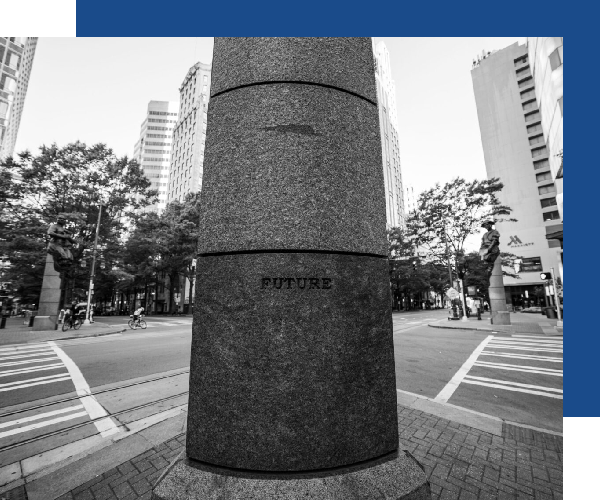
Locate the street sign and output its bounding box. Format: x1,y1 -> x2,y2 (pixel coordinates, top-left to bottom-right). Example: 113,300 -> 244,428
467,286 -> 477,296
446,288 -> 460,300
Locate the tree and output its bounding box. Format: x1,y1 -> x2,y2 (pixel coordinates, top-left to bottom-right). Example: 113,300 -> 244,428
406,177 -> 516,315
0,142 -> 156,307
124,193 -> 201,313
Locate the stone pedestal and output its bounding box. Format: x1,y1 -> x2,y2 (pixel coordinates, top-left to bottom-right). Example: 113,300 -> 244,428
32,254 -> 62,331
153,37 -> 429,499
153,449 -> 430,500
489,258 -> 510,325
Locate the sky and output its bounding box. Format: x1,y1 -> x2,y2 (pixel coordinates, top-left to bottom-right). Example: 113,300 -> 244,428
15,37 -> 525,197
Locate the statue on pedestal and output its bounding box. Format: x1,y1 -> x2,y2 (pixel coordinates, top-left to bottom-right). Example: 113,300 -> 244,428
479,220 -> 500,278
47,216 -> 76,273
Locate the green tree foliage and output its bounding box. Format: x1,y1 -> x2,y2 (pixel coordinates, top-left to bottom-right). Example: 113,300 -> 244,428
124,193 -> 201,312
0,142 -> 156,305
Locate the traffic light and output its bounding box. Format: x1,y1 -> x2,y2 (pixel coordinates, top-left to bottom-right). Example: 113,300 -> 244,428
540,272 -> 552,280
412,261 -> 417,271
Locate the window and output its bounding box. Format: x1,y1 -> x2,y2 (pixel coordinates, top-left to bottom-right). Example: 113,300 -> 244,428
533,158 -> 549,170
520,89 -> 535,101
520,257 -> 542,273
514,55 -> 528,66
541,197 -> 557,208
522,100 -> 537,111
543,211 -> 560,222
549,48 -> 562,71
531,146 -> 547,158
518,77 -> 534,89
536,171 -> 552,182
538,184 -> 556,195
525,111 -> 540,123
529,135 -> 544,146
516,66 -> 530,76
527,123 -> 542,135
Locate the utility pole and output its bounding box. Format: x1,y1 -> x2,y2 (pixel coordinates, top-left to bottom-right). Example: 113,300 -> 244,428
84,203 -> 102,324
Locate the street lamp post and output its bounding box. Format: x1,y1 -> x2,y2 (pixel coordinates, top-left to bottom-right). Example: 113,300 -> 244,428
84,203 -> 103,324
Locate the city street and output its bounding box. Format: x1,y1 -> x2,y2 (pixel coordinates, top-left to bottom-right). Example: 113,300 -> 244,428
0,310 -> 562,489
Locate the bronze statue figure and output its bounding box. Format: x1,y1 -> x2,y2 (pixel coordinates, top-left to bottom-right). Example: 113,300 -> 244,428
47,216 -> 76,272
479,220 -> 500,278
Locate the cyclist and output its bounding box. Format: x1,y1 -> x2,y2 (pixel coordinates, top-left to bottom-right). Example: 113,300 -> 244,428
133,306 -> 144,326
64,301 -> 77,327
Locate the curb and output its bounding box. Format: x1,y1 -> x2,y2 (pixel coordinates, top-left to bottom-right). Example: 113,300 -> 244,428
427,322 -> 501,333
52,328 -> 127,342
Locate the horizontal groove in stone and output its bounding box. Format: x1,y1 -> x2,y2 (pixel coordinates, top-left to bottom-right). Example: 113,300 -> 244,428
211,80 -> 377,106
198,249 -> 387,259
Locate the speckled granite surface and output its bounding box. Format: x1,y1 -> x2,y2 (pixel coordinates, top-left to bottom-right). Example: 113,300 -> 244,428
198,83 -> 386,255
153,450 -> 430,500
211,37 -> 377,103
187,252 -> 398,471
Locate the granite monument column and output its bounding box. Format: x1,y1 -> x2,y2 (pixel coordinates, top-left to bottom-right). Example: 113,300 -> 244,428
153,37 -> 430,499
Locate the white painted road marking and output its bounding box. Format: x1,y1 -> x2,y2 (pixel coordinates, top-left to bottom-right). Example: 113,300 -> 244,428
0,376 -> 72,392
0,363 -> 64,377
48,342 -> 120,438
465,374 -> 562,392
0,405 -> 84,430
0,356 -> 59,368
481,352 -> 562,362
0,352 -> 57,361
434,335 -> 494,403
473,361 -> 562,376
463,375 -> 562,399
0,410 -> 88,439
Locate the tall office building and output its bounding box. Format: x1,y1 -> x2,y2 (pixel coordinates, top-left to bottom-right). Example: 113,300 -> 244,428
373,41 -> 406,228
0,37 -> 37,159
528,38 -> 563,224
167,62 -> 211,203
471,42 -> 563,308
133,101 -> 179,213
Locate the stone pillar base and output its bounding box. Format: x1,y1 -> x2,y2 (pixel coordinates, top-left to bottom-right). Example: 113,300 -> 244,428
152,450 -> 431,500
32,315 -> 58,331
491,311 -> 511,325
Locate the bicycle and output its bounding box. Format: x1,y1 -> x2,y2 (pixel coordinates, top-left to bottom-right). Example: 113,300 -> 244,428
128,315 -> 147,330
62,314 -> 82,332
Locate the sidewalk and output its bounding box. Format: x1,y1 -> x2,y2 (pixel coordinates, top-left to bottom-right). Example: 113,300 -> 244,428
1,391 -> 562,500
429,311 -> 563,336
0,317 -> 126,346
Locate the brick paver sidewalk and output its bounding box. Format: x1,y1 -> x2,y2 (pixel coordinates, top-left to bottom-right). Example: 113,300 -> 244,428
11,404 -> 560,500
430,312 -> 562,336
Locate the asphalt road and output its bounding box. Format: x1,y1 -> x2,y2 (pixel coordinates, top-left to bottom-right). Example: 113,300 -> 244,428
0,308 -> 562,479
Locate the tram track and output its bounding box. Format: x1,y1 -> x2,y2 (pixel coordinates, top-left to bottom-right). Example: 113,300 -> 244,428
0,368 -> 191,454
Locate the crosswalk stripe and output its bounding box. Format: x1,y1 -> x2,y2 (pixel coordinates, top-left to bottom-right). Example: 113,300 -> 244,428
0,404 -> 84,429
485,346 -> 562,353
0,377 -> 72,392
512,335 -> 562,340
0,344 -> 51,352
0,363 -> 65,377
0,410 -> 88,439
489,340 -> 562,347
473,362 -> 562,376
481,352 -> 562,362
462,380 -> 563,399
0,356 -> 59,368
0,351 -> 56,361
435,335 -> 494,403
0,372 -> 69,387
464,375 -> 562,393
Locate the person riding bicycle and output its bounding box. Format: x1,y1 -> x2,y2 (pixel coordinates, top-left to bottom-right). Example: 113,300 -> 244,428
64,301 -> 77,326
133,306 -> 144,324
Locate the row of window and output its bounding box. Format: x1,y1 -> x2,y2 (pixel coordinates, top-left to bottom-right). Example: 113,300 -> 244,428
529,134 -> 544,146
524,110 -> 540,123
147,134 -> 171,139
522,100 -> 537,112
533,159 -> 549,170
520,89 -> 535,101
527,122 -> 542,135
146,142 -> 170,147
518,76 -> 534,89
142,165 -> 166,170
541,197 -> 557,208
531,146 -> 547,158
143,157 -> 170,162
149,111 -> 177,116
144,149 -> 170,155
148,118 -> 177,123
147,126 -> 173,131
147,173 -> 169,179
